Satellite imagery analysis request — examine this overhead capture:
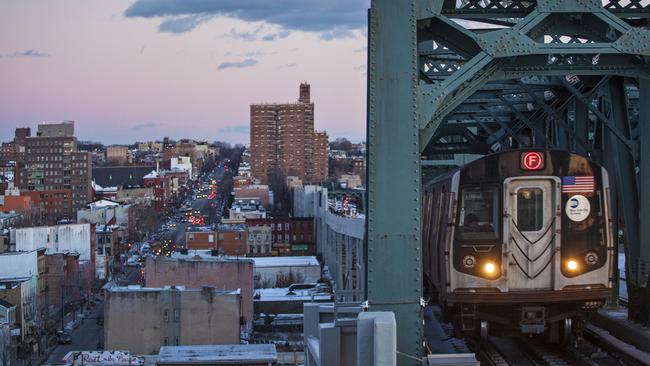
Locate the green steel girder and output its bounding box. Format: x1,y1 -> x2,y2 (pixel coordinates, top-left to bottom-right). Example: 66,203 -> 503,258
439,0 -> 650,20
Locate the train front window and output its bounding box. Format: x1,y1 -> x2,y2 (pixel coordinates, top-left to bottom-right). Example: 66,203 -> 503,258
458,187 -> 498,240
516,188 -> 544,231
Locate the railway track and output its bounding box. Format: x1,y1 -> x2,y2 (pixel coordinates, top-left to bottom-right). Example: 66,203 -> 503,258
473,330 -> 646,366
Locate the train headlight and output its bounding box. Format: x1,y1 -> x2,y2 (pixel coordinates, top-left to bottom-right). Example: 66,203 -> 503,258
463,256 -> 476,268
484,262 -> 496,275
585,252 -> 598,266
567,259 -> 579,271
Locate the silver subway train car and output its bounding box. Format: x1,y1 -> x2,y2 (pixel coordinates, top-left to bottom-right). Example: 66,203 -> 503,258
422,149 -> 614,339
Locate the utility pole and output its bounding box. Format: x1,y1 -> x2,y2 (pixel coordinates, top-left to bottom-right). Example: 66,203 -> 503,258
61,284 -> 65,330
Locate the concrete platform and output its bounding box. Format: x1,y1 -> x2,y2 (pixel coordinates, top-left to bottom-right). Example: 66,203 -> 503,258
592,307 -> 650,353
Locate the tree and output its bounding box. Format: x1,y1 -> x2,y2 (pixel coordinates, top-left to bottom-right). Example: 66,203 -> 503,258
329,138 -> 353,154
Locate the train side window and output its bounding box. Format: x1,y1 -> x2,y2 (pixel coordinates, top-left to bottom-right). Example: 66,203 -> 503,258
458,187 -> 498,240
516,188 -> 544,231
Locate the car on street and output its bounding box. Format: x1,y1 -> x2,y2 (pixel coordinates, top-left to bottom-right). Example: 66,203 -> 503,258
56,330 -> 72,344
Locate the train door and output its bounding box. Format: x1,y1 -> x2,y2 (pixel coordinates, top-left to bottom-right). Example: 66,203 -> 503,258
504,178 -> 560,290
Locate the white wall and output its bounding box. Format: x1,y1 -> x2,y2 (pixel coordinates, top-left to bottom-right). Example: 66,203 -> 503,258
77,205 -> 130,229
16,224 -> 93,262
0,250 -> 37,279
171,157 -> 193,178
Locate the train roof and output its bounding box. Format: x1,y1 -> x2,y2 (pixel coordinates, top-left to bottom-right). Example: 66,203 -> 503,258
423,149 -> 600,187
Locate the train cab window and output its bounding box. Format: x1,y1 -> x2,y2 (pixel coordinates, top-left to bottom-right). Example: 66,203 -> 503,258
458,187 -> 498,240
516,188 -> 544,232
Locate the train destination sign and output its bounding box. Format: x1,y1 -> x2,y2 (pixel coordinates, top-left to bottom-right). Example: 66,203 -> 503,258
520,151 -> 545,171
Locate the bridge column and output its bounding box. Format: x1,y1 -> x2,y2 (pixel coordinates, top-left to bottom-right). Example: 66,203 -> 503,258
639,78 -> 650,324
367,0 -> 424,363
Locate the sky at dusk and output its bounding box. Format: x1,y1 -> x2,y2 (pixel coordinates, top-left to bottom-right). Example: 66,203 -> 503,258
0,1 -> 369,145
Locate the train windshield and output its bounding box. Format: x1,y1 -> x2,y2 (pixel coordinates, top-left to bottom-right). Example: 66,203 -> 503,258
458,187 -> 499,240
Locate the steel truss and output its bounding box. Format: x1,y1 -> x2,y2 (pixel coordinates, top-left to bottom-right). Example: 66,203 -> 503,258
368,0 -> 650,363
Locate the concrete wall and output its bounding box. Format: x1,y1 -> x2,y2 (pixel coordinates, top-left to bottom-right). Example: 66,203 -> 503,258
145,257 -> 254,332
293,186 -> 365,301
15,223 -> 93,262
104,287 -> 240,355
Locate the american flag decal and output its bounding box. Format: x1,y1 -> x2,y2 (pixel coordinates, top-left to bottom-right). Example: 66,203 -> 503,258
562,176 -> 595,193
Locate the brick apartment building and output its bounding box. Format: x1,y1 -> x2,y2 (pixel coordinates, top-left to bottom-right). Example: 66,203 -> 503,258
246,217 -> 314,255
8,121 -> 93,223
250,83 -> 328,184
216,224 -> 248,255
42,252 -> 81,313
184,229 -> 216,250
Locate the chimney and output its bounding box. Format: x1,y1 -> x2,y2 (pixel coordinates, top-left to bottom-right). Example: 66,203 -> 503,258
299,83 -> 310,103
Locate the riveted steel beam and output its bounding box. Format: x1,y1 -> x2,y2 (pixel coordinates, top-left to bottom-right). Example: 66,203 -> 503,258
368,1 -> 424,363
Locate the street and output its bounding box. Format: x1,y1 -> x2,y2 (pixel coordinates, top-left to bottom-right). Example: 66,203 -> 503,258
40,164 -> 230,364
45,301 -> 104,364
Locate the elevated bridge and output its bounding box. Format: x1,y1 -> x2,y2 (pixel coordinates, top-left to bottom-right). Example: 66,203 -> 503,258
367,0 -> 650,363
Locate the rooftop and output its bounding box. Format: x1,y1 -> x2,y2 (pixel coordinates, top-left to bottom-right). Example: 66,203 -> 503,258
0,298 -> 16,309
186,226 -> 214,233
168,250 -> 254,264
157,344 -> 277,364
254,287 -> 332,302
252,256 -> 320,268
86,198 -> 122,209
105,284 -> 240,295
216,224 -> 248,232
92,165 -> 156,188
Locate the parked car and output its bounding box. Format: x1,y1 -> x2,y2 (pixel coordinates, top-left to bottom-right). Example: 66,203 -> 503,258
56,330 -> 72,344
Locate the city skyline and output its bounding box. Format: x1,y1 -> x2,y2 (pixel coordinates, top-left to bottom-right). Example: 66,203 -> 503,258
0,1 -> 369,145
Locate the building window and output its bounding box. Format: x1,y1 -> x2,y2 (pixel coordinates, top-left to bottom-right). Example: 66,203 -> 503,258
174,309 -> 180,322
163,337 -> 168,346
163,309 -> 169,322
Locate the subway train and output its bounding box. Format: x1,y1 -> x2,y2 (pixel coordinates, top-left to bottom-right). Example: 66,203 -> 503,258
422,149 -> 614,339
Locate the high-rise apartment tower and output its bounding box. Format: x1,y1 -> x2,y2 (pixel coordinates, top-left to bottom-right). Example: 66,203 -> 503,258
250,83 -> 328,185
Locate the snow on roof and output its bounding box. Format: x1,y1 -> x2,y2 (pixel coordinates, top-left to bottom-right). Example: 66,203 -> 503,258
87,199 -> 120,209
106,284 -> 240,295
254,287 -> 333,302
143,170 -> 158,179
157,344 -> 277,364
169,250 -> 254,264
252,256 -> 320,268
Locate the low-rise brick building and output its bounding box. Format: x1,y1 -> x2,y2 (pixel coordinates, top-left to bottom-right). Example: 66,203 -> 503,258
42,252 -> 81,317
184,228 -> 216,250
216,224 -> 248,256
246,218 -> 314,255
